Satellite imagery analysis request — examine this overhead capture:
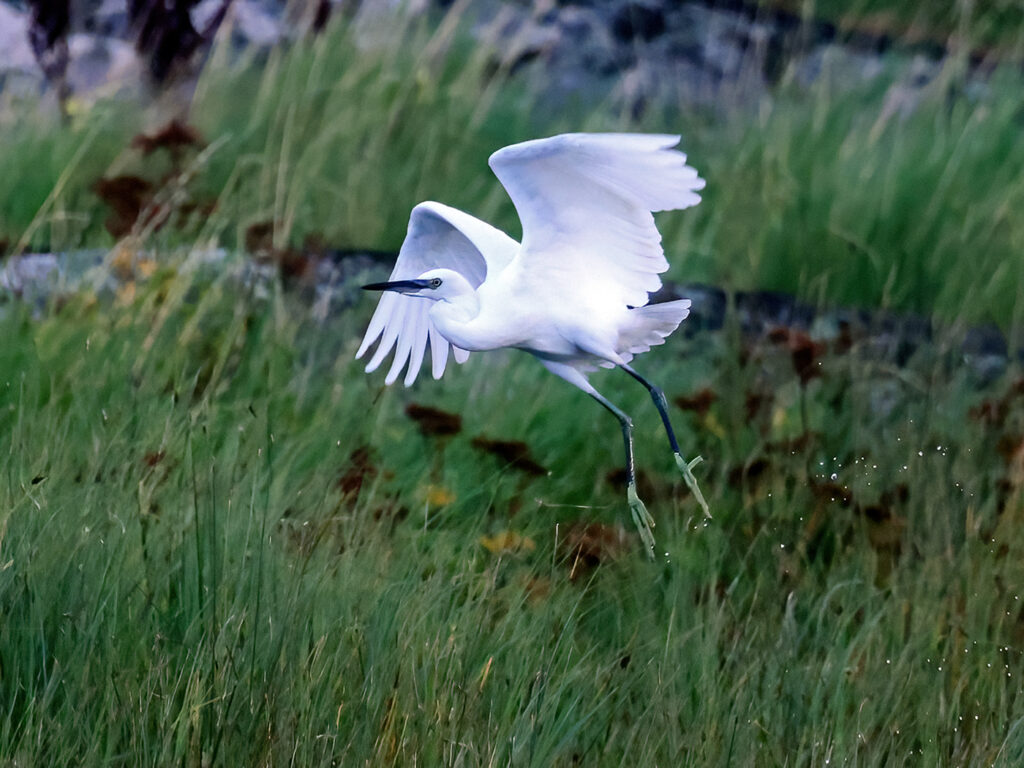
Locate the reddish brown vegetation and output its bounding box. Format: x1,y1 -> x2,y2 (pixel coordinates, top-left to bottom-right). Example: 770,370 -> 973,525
471,436 -> 547,476
131,120 -> 204,158
337,446 -> 377,496
405,404 -> 463,437
561,521 -> 630,580
674,387 -> 717,416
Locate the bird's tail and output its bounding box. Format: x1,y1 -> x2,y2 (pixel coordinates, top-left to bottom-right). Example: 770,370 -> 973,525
615,299 -> 691,363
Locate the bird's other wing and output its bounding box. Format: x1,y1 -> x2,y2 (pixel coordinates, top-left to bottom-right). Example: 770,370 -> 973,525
356,201 -> 519,386
488,133 -> 704,308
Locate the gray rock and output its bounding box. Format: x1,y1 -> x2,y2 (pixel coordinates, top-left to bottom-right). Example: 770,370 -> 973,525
1,250 -> 104,316
609,1 -> 666,44
0,4 -> 34,72
191,0 -> 231,33
74,0 -> 130,37
963,323 -> 1008,358
0,253 -> 62,297
790,43 -> 888,91
223,0 -> 286,47
962,323 -> 1009,385
0,0 -> 1000,117
67,33 -> 141,97
0,3 -> 43,97
865,377 -> 905,419
668,282 -> 726,333
0,2 -> 143,103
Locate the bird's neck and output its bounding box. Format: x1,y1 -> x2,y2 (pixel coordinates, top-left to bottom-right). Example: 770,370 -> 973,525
432,290 -> 479,324
429,291 -> 485,350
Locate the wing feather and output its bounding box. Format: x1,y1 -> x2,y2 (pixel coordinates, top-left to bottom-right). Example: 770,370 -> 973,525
488,133 -> 704,309
386,303 -> 419,385
404,322 -> 429,387
356,201 -> 519,385
364,293 -> 405,373
428,325 -> 449,380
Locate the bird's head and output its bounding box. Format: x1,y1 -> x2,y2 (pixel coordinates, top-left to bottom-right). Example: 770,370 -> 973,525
362,268 -> 474,302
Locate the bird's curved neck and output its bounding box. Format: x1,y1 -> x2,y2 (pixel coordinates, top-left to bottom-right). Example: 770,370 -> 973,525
429,290 -> 484,349
432,289 -> 479,324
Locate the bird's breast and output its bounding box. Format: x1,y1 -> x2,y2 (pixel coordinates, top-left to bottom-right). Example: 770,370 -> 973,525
429,285 -> 549,354
428,300 -> 513,352
430,270 -> 627,360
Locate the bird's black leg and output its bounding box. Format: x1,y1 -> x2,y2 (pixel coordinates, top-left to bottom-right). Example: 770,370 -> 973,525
588,390 -> 656,558
589,392 -> 637,487
621,365 -> 680,452
621,364 -> 711,518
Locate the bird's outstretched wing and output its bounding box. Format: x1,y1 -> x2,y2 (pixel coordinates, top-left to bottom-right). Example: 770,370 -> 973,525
488,133 -> 704,308
356,201 -> 519,386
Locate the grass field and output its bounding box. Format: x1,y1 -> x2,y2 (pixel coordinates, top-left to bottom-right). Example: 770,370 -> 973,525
2,7 -> 1024,326
3,3 -> 1024,765
766,0 -> 1024,51
2,259 -> 1024,765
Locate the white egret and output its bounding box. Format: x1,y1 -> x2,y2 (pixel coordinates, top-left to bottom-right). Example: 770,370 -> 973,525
357,132 -> 710,555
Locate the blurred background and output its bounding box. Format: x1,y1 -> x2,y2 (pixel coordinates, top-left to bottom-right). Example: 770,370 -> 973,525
2,0 -> 1023,326
4,2 -> 1024,764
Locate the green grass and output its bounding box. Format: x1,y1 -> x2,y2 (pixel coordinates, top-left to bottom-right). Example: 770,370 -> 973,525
186,11 -> 539,252
0,105 -> 138,253
0,11 -> 538,255
3,261 -> 1024,764
662,64 -> 1024,329
763,0 -> 1024,52
4,5 -> 1024,764
3,8 -> 1024,327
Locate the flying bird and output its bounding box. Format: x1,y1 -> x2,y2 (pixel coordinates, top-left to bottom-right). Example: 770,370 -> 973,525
357,133 -> 710,555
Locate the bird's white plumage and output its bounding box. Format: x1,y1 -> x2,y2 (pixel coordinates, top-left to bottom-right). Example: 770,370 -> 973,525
357,133 -> 704,385
355,201 -> 518,385
357,133 -> 712,549
488,132 -> 704,309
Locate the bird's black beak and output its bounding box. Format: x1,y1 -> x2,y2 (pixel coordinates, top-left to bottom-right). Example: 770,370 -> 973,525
362,279 -> 431,293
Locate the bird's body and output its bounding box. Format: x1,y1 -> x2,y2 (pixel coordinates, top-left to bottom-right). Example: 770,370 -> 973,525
432,266 -> 639,361
358,133 -> 710,555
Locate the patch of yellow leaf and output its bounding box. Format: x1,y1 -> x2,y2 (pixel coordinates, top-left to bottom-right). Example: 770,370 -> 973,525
110,244 -> 137,281
423,484 -> 456,506
702,411 -> 726,439
478,656 -> 493,691
78,291 -> 98,311
115,281 -> 136,306
65,97 -> 92,129
136,258 -> 158,278
772,405 -> 788,431
480,531 -> 535,555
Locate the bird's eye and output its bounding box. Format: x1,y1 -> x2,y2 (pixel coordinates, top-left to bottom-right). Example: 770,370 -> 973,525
429,277 -> 442,288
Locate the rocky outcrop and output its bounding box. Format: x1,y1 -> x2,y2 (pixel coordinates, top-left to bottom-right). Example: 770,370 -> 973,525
472,0 -> 957,117
0,0 -> 966,116
0,0 -> 324,112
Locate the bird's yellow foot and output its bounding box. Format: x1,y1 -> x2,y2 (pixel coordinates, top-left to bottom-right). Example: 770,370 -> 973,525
627,482 -> 656,558
675,453 -> 711,519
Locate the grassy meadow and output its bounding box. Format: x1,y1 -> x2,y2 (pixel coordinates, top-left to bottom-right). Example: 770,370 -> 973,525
3,3 -> 1024,765
3,261 -> 1024,765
